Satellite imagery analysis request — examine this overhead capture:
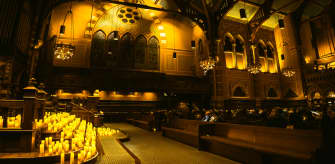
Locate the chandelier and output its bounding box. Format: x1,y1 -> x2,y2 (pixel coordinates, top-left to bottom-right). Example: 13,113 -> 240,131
282,67 -> 296,77
54,43 -> 75,60
54,2 -> 75,60
247,62 -> 262,74
200,57 -> 217,74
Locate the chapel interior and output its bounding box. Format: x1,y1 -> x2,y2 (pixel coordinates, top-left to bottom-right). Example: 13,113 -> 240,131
0,0 -> 335,164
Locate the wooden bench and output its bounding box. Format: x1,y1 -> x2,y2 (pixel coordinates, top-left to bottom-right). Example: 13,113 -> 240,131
162,119 -> 209,147
127,114 -> 152,131
199,123 -> 322,164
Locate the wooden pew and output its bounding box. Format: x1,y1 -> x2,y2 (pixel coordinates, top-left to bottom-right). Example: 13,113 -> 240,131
199,123 -> 322,164
162,119 -> 209,147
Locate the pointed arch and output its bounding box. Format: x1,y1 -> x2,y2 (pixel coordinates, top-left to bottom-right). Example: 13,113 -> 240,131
91,30 -> 106,67
106,31 -> 120,67
268,88 -> 278,97
224,35 -> 234,52
148,36 -> 159,70
266,44 -> 274,58
285,89 -> 298,98
235,35 -> 244,53
233,87 -> 247,97
120,32 -> 133,68
257,40 -> 266,57
134,35 -> 147,66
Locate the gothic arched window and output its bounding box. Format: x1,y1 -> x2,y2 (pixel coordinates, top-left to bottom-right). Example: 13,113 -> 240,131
267,46 -> 274,58
120,33 -> 133,68
91,30 -> 106,67
236,38 -> 244,53
148,36 -> 159,70
224,36 -> 233,52
258,43 -> 265,57
106,31 -> 119,67
134,35 -> 147,66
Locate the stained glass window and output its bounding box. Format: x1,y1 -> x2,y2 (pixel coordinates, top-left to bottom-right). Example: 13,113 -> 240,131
148,36 -> 159,69
91,30 -> 106,67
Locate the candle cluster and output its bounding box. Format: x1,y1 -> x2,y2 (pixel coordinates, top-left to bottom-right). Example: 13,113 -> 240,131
37,112 -> 98,164
39,136 -> 71,155
6,114 -> 21,128
97,127 -> 119,136
77,122 -> 97,163
43,112 -> 76,132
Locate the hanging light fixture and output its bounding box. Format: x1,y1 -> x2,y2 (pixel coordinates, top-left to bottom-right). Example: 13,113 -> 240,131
191,40 -> 196,49
247,44 -> 261,74
240,9 -> 247,20
282,67 -> 296,77
173,52 -> 177,59
60,25 -> 66,35
240,0 -> 247,20
278,19 -> 285,29
54,2 -> 75,60
200,56 -> 217,74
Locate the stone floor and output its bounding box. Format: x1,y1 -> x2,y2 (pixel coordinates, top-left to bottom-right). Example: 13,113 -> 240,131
95,128 -> 134,164
104,123 -> 240,164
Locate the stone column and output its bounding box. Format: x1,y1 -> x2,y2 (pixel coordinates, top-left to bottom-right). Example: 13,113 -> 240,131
23,78 -> 38,130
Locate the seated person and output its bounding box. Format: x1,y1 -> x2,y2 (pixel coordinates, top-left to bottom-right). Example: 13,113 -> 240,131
202,111 -> 211,122
209,113 -> 218,122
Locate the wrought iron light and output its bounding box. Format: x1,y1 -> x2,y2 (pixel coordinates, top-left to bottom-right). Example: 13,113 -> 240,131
240,8 -> 247,20
200,56 -> 218,74
278,19 -> 285,29
54,2 -> 75,60
54,43 -> 75,60
282,67 -> 296,77
247,44 -> 261,74
247,62 -> 261,74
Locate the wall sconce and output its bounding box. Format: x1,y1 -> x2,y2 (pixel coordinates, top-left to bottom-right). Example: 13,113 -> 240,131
278,19 -> 285,29
173,52 -> 177,59
240,9 -> 247,20
60,25 -> 65,35
191,40 -> 196,49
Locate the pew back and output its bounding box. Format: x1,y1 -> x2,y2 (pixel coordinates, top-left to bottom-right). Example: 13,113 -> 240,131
171,119 -> 206,133
213,123 -> 322,153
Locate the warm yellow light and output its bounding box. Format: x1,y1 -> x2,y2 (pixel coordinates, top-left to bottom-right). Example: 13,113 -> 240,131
158,25 -> 164,30
160,33 -> 166,37
305,57 -> 311,64
150,12 -> 155,17
161,40 -> 167,44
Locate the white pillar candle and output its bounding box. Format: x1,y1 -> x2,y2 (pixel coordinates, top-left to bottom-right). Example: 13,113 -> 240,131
60,151 -> 65,164
40,143 -> 44,154
70,152 -> 74,164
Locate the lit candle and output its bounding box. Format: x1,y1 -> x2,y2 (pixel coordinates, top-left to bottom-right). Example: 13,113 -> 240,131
87,151 -> 91,160
0,117 -> 3,128
60,151 -> 65,164
70,152 -> 74,164
49,137 -> 52,145
48,146 -> 53,155
78,152 -> 82,162
65,143 -> 69,152
40,143 -> 44,154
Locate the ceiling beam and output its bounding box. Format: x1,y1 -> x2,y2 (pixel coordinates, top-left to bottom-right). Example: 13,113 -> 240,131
241,0 -> 287,15
249,0 -> 274,42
